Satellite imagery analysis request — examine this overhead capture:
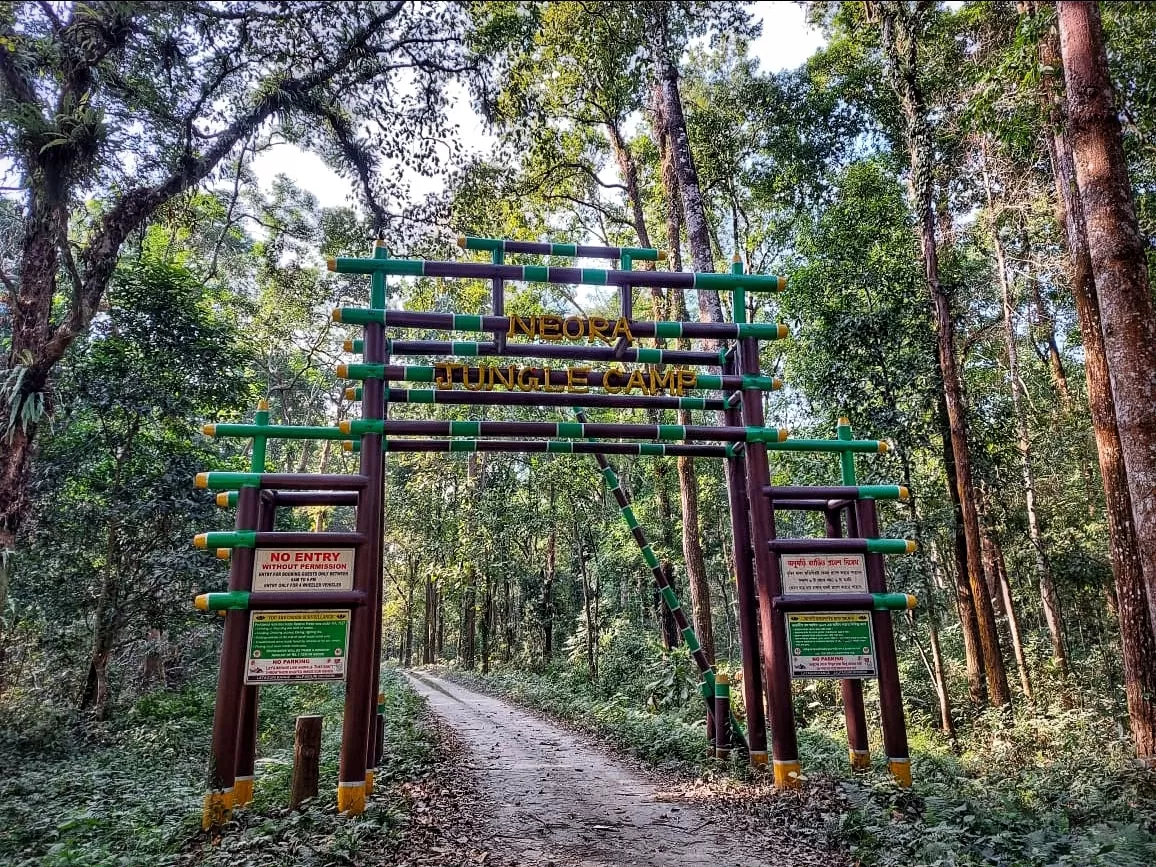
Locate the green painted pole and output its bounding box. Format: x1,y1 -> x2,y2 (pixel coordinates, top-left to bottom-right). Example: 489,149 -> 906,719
572,410 -> 747,750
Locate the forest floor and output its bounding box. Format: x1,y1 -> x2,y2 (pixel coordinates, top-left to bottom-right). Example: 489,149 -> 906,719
406,670 -> 846,867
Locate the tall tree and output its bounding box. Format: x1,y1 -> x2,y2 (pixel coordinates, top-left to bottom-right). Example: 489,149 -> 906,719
1050,1 -> 1156,759
868,0 -> 1011,707
0,2 -> 469,553
1057,1 -> 1156,642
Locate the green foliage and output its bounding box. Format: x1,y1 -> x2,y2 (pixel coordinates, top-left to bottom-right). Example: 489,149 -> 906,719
0,670 -> 438,866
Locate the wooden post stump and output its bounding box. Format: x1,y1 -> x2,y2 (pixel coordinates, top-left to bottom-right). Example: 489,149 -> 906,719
714,674 -> 732,759
290,715 -> 323,809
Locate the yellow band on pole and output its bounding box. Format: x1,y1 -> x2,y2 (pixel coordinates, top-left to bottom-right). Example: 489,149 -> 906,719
749,751 -> 769,767
193,533 -> 208,549
777,275 -> 788,291
233,777 -> 254,807
776,323 -> 789,339
898,485 -> 910,500
194,473 -> 209,489
202,424 -> 216,436
772,759 -> 803,789
337,781 -> 366,814
336,364 -> 348,377
456,235 -> 467,248
778,429 -> 789,442
365,769 -> 375,793
338,420 -> 352,435
657,249 -> 668,261
194,594 -> 209,611
326,258 -> 337,272
342,441 -> 354,452
257,399 -> 269,411
343,339 -> 354,352
849,748 -> 871,771
216,548 -> 231,560
201,790 -> 234,830
878,441 -> 890,453
331,308 -> 343,322
905,594 -> 918,609
888,757 -> 913,787
905,540 -> 919,554
839,416 -> 851,426
344,387 -> 358,400
215,492 -> 229,507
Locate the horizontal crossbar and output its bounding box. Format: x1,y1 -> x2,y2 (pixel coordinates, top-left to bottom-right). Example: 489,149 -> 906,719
328,257 -> 786,294
770,538 -> 917,555
457,235 -> 664,261
337,363 -> 778,392
333,308 -> 788,341
340,418 -> 787,443
346,387 -> 732,412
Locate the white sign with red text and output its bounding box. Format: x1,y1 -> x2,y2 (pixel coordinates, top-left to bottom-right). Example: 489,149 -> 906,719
780,553 -> 868,595
252,548 -> 355,593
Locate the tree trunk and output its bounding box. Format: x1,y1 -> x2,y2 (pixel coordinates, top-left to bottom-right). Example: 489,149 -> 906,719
941,397 -> 987,705
1043,6 -> 1156,760
986,528 -> 1034,703
981,145 -> 1070,677
462,565 -> 476,670
543,527 -> 555,660
403,582 -> 414,668
874,2 -> 1010,707
578,542 -> 597,679
1059,1 -> 1156,639
652,74 -> 716,666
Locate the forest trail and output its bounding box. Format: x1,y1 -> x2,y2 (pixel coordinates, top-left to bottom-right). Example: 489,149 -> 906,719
406,671 -> 837,867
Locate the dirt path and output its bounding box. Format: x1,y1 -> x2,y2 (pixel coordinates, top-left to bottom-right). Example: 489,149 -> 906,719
406,671 -> 833,867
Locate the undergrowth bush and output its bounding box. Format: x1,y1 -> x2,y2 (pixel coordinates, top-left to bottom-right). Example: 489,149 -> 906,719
439,649 -> 1156,866
0,668 -> 438,866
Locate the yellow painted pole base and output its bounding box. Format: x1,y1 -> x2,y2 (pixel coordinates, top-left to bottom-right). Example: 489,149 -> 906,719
749,750 -> 769,768
232,776 -> 254,807
849,748 -> 872,771
773,759 -> 803,789
337,781 -> 366,814
201,789 -> 234,830
364,769 -> 375,794
888,757 -> 913,787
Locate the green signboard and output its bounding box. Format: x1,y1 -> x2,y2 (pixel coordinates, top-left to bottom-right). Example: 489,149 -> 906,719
786,612 -> 876,679
245,610 -> 349,684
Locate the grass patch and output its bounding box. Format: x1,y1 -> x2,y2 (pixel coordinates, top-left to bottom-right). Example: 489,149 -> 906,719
0,668 -> 437,866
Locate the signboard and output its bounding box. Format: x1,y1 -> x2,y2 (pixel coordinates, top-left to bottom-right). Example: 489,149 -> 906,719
245,610 -> 349,684
252,548 -> 354,592
780,553 -> 868,595
786,612 -> 876,679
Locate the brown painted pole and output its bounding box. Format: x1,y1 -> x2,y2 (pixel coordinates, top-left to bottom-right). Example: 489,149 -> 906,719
825,509 -> 871,772
723,353 -> 768,766
337,243 -> 387,814
737,337 -> 800,788
366,279 -> 390,794
202,484 -> 259,829
290,715 -> 323,809
233,494 -> 276,807
857,498 -> 911,786
714,674 -> 732,760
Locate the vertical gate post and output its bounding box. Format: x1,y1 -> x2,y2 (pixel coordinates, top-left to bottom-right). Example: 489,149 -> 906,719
836,418 -> 872,770
338,242 -> 387,814
202,482 -> 260,829
857,497 -> 912,786
366,250 -> 389,795
290,715 -> 323,809
824,508 -> 871,771
714,673 -> 732,759
737,336 -> 801,788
